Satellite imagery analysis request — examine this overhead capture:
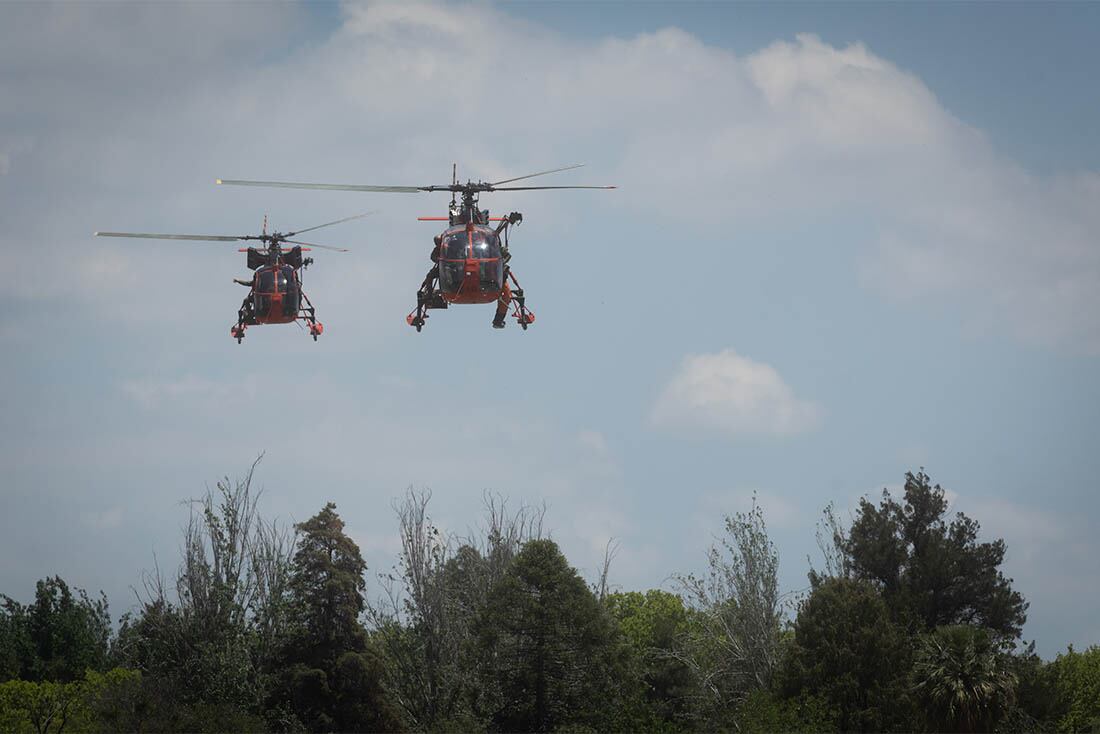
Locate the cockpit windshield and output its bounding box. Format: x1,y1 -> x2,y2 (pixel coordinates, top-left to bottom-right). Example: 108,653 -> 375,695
470,231 -> 501,260
256,266 -> 296,294
442,232 -> 467,260
258,269 -> 276,294
440,229 -> 501,261
437,228 -> 504,295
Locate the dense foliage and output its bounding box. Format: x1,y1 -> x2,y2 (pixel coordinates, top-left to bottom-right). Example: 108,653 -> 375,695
0,466 -> 1093,733
844,470 -> 1029,638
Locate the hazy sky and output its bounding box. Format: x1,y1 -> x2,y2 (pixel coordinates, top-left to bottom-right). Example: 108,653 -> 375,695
1,1 -> 1097,657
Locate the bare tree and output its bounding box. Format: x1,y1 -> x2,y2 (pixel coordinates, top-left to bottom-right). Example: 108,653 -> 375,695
807,501 -> 851,587
594,538 -> 621,602
122,455 -> 296,706
248,510 -> 297,669
673,496 -> 785,726
367,488 -> 545,730
367,488 -> 450,727
177,458 -> 261,629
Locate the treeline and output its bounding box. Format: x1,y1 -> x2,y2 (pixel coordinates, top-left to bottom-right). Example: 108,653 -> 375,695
1,465 -> 1098,733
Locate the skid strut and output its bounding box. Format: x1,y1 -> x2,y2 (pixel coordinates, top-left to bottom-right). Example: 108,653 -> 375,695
300,291 -> 323,341
406,271 -> 448,332
507,270 -> 536,330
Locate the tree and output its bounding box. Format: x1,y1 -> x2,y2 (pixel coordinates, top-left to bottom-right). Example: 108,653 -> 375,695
846,470 -> 1028,638
1048,645 -> 1100,733
476,539 -> 625,732
780,577 -> 914,732
606,589 -> 695,730
911,625 -> 1017,733
79,667 -> 147,732
0,577 -> 110,684
997,641 -> 1063,733
112,458 -> 294,728
288,502 -> 368,664
274,502 -> 402,733
368,489 -> 544,730
674,498 -> 784,724
734,688 -> 838,734
0,677 -> 84,734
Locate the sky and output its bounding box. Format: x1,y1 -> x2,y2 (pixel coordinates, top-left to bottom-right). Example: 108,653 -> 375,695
1,1 -> 1098,658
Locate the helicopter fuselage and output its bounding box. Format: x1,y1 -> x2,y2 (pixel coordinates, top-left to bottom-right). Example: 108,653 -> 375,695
436,222 -> 506,305
246,263 -> 303,324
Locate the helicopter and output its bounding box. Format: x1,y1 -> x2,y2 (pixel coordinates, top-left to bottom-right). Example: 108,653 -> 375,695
94,213 -> 367,343
215,164 -> 615,331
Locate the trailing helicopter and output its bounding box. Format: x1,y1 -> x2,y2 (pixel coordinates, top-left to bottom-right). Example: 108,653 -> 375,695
216,164 -> 615,331
94,213 -> 367,343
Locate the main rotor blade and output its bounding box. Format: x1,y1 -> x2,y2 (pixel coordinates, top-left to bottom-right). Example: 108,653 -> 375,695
491,185 -> 617,191
217,179 -> 424,193
286,211 -> 374,238
94,231 -> 242,241
284,239 -> 350,252
489,164 -> 585,187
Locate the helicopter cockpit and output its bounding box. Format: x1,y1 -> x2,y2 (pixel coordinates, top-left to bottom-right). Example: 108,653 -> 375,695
253,265 -> 300,319
438,228 -> 503,296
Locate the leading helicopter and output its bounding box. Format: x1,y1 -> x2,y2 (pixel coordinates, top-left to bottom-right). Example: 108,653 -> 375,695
216,164 -> 615,331
94,213 -> 367,343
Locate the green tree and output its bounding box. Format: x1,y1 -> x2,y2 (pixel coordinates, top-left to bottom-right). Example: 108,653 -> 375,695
0,600 -> 30,682
0,677 -> 85,734
735,688 -> 838,734
997,641 -> 1063,733
1049,645 -> 1100,733
78,668 -> 147,732
912,625 -> 1017,733
274,502 -> 402,733
846,470 -> 1028,638
476,538 -> 625,732
780,577 -> 914,732
0,577 -> 110,684
606,589 -> 695,730
288,502 -> 369,664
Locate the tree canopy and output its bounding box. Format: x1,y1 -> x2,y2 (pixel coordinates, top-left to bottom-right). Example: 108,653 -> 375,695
476,538 -> 625,732
1,465 -> 1086,734
845,470 -> 1028,638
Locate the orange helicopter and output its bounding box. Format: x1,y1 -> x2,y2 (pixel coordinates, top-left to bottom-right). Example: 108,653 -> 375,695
216,165 -> 615,331
94,213 -> 366,343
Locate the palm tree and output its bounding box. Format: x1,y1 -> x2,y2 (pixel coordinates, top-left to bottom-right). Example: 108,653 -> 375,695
912,625 -> 1017,733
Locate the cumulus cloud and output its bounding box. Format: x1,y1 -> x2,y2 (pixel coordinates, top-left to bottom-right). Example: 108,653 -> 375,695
4,4 -> 1099,350
652,349 -> 822,437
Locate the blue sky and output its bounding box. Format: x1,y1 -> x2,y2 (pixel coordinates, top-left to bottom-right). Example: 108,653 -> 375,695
1,1 -> 1098,657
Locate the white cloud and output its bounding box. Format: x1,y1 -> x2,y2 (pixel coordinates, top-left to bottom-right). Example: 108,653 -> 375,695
80,506 -> 124,531
652,349 -> 822,437
4,5 -> 1098,350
